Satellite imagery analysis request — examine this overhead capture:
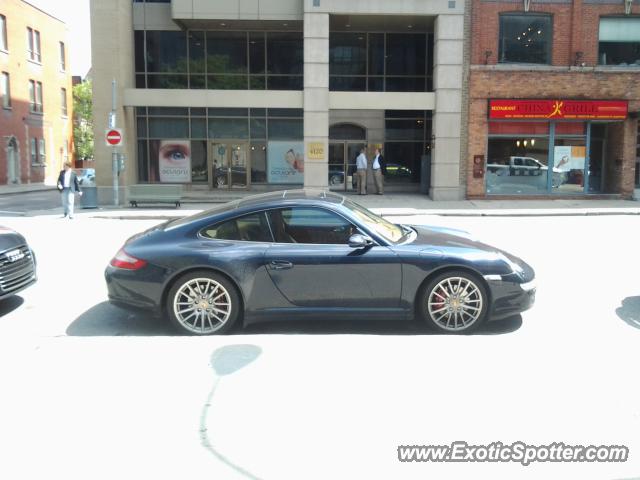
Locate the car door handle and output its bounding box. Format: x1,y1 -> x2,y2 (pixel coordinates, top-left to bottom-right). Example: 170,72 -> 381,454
269,260 -> 293,270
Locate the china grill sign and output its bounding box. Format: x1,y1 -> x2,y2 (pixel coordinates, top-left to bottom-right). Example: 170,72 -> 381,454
489,100 -> 628,120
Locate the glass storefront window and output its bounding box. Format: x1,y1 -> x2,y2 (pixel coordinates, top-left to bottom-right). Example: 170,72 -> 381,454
149,117 -> 188,138
268,119 -> 303,140
486,137 -> 550,194
552,138 -> 586,193
208,118 -> 249,139
191,141 -> 208,183
383,142 -> 422,183
190,118 -> 207,139
250,142 -> 267,183
385,119 -> 424,141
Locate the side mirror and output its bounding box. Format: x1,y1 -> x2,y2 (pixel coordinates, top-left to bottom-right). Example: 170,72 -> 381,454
348,234 -> 373,249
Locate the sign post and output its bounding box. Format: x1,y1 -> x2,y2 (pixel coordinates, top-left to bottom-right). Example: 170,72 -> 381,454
110,79 -> 119,206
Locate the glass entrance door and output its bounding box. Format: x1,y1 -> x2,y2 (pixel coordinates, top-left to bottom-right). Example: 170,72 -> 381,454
328,141 -> 365,191
210,141 -> 250,189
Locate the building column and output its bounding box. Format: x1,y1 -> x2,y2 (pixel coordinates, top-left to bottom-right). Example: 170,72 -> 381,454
430,14 -> 464,200
303,12 -> 329,188
91,0 -> 135,204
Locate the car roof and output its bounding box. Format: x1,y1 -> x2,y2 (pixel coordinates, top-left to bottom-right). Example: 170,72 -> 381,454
236,189 -> 345,209
165,189 -> 347,230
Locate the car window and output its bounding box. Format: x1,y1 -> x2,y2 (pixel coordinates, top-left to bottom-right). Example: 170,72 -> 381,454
201,212 -> 272,242
267,207 -> 356,244
514,158 -> 523,166
524,159 -> 537,167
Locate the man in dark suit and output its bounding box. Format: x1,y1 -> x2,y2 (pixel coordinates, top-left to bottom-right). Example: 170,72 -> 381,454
372,148 -> 386,195
57,162 -> 82,219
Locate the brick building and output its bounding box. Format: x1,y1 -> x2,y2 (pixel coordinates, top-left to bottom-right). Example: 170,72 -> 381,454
466,0 -> 640,198
0,0 -> 73,186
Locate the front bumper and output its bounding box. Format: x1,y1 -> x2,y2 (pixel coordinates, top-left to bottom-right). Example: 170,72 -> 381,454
484,274 -> 536,320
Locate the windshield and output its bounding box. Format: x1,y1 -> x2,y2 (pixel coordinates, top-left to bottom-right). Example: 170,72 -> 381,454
343,199 -> 405,243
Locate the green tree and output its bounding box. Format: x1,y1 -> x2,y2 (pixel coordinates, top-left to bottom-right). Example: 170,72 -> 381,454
73,80 -> 94,161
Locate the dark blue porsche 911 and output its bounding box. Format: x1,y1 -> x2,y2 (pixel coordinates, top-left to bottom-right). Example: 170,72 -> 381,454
105,190 -> 535,335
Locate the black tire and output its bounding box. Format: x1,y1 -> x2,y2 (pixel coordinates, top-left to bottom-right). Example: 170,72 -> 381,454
166,270 -> 241,335
419,270 -> 488,334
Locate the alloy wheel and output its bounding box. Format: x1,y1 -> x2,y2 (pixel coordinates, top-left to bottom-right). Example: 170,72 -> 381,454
427,276 -> 484,332
173,277 -> 232,334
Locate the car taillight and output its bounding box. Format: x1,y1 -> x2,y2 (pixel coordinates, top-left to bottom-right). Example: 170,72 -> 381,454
110,249 -> 147,270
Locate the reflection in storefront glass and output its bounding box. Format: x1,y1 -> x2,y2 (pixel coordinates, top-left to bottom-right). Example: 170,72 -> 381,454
486,138 -> 550,194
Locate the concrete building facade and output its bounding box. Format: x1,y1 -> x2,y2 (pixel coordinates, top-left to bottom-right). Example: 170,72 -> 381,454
90,0 -> 467,203
466,0 -> 640,199
0,0 -> 73,186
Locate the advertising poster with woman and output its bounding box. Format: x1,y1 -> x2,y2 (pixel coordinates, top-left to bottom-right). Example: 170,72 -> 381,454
267,141 -> 304,184
159,140 -> 192,183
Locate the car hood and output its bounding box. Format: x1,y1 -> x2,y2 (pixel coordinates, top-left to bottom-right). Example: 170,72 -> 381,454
0,226 -> 27,251
408,225 -> 494,252
406,225 -> 534,279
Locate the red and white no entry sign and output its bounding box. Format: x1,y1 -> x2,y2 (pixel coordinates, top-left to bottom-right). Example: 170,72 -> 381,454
105,128 -> 123,146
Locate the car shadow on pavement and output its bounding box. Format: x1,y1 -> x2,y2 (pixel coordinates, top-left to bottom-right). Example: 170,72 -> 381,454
0,295 -> 24,318
66,302 -> 176,336
67,301 -> 522,336
239,315 -> 522,336
616,296 -> 640,330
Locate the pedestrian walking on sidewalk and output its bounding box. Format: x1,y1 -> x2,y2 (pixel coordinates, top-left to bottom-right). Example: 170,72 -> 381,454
57,162 -> 82,219
355,147 -> 368,195
372,147 -> 386,195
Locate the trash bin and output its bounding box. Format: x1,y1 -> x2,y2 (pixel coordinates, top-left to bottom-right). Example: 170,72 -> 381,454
78,168 -> 98,208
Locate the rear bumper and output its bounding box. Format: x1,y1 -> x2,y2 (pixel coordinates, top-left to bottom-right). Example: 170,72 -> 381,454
105,265 -> 163,315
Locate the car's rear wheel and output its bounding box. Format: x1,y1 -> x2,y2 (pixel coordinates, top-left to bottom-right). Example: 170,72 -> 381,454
166,271 -> 240,335
420,271 -> 488,333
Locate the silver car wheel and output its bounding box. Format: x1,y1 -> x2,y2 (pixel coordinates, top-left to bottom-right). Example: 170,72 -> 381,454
173,277 -> 232,334
427,276 -> 483,332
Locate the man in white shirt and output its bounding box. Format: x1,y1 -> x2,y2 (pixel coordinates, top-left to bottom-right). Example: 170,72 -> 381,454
355,148 -> 368,195
56,162 -> 82,219
371,148 -> 386,195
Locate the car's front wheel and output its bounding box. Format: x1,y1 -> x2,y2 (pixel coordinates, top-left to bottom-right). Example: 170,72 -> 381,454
166,271 -> 240,335
420,271 -> 488,333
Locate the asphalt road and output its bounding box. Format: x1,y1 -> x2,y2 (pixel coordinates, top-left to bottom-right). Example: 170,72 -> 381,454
0,212 -> 638,480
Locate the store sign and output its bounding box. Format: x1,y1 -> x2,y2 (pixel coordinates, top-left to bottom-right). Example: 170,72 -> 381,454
307,142 -> 324,160
489,100 -> 628,120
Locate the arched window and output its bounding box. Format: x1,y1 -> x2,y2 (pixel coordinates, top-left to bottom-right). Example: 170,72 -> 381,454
329,123 -> 366,141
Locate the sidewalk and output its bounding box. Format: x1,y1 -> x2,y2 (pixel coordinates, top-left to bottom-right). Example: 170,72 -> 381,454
0,183 -> 54,195
22,190 -> 640,219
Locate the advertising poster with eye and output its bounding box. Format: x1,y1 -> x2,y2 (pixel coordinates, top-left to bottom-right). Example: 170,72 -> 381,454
159,140 -> 192,183
267,141 -> 304,184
